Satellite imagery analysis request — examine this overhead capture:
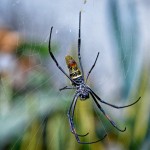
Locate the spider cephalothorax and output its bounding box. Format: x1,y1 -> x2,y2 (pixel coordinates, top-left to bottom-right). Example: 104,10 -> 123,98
76,84 -> 89,100
48,11 -> 141,144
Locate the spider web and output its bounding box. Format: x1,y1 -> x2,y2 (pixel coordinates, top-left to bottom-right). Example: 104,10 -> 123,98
0,0 -> 147,150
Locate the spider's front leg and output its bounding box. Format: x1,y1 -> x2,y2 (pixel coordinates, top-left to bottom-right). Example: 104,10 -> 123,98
68,92 -> 107,144
90,92 -> 126,132
89,88 -> 141,109
67,93 -> 89,137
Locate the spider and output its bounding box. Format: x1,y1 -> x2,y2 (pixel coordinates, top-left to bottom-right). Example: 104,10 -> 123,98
48,11 -> 141,144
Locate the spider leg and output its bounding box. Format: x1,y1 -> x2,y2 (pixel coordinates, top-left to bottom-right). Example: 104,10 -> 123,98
89,88 -> 141,109
78,11 -> 84,80
49,27 -> 77,85
75,134 -> 107,144
59,86 -> 76,91
86,52 -> 100,82
68,93 -> 107,144
90,92 -> 126,132
68,93 -> 89,137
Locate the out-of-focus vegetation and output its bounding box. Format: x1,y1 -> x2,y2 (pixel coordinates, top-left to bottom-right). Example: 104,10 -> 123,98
0,1 -> 150,150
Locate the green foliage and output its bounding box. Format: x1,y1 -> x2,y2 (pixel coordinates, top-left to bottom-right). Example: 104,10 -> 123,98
16,42 -> 57,57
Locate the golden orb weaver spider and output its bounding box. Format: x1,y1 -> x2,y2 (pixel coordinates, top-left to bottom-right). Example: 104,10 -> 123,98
48,11 -> 141,144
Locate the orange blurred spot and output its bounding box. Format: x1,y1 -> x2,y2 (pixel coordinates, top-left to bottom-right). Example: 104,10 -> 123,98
65,55 -> 77,68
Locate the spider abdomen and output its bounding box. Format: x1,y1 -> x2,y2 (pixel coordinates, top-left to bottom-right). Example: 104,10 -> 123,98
65,55 -> 83,85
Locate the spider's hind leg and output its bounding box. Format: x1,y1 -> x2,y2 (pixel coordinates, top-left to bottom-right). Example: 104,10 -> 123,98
59,86 -> 76,91
86,52 -> 100,82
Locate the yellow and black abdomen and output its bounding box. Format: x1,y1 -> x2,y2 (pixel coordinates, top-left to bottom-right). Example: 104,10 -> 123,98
65,55 -> 83,85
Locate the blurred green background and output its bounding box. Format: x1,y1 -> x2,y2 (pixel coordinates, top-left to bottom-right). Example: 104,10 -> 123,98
0,0 -> 149,150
